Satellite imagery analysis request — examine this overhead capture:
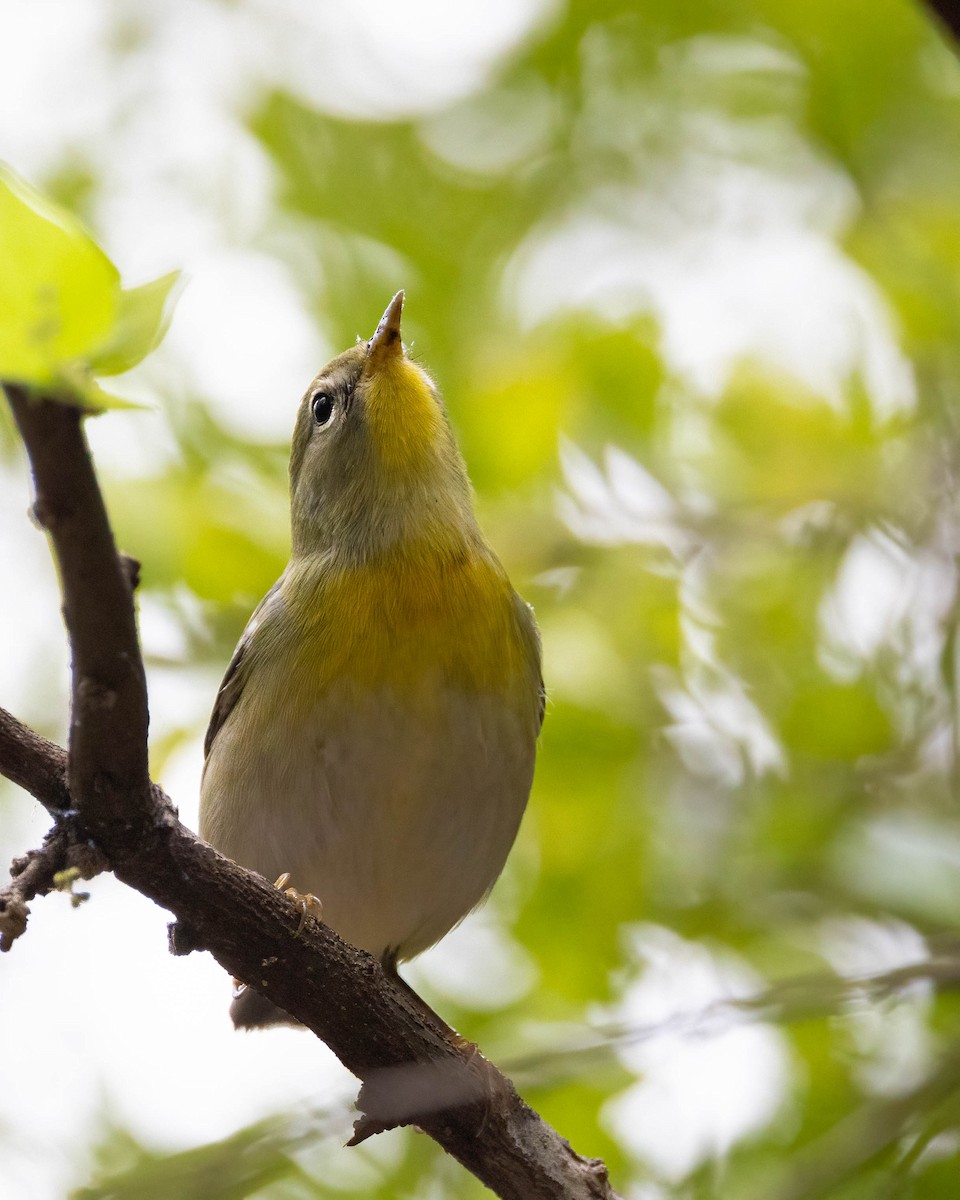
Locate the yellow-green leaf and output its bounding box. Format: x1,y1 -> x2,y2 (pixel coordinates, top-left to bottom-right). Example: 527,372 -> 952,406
0,165 -> 179,405
0,164 -> 119,385
89,271 -> 182,376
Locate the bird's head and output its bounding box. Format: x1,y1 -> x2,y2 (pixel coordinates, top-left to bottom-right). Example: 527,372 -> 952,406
289,292 -> 477,563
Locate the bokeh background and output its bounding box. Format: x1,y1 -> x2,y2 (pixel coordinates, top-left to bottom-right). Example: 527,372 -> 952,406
4,0 -> 960,1196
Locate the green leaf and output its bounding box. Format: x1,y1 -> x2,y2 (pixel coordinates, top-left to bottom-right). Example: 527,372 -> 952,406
0,164 -> 178,404
0,164 -> 118,386
89,271 -> 181,376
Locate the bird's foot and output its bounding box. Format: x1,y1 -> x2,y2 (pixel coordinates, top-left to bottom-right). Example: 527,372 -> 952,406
227,872 -> 323,1016
273,871 -> 323,935
453,1035 -> 504,1135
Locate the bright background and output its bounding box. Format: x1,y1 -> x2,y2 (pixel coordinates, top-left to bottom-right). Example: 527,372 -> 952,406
4,1 -> 960,1197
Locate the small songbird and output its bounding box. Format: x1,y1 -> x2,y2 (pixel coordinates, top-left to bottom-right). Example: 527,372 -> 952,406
199,292 -> 544,1028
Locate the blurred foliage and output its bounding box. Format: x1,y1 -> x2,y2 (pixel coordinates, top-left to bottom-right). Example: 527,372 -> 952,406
8,0 -> 960,1197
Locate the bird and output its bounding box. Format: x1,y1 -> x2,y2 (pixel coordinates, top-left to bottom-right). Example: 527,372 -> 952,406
198,291 -> 544,1029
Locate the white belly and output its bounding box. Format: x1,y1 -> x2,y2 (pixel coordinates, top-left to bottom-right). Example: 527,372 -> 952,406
199,681 -> 535,961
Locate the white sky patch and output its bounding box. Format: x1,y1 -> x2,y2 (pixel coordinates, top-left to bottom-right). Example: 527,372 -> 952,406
554,449 -> 787,784
405,908 -> 539,1012
656,663 -> 786,787
510,151 -> 916,420
602,925 -> 791,1181
818,916 -> 933,1097
163,247 -> 329,441
832,814 -> 960,925
819,528 -> 958,684
0,469 -> 70,733
819,529 -> 915,665
657,546 -> 786,785
0,3 -> 114,175
0,0 -> 555,170
241,0 -> 556,120
558,440 -> 695,557
0,873 -> 356,1183
419,77 -> 559,175
819,913 -> 928,979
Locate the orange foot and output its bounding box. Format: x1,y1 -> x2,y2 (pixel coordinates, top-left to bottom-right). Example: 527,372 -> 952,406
455,1036 -> 505,1134
230,872 -> 323,1000
273,871 -> 323,935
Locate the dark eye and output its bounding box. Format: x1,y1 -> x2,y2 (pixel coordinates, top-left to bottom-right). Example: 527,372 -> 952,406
312,392 -> 334,426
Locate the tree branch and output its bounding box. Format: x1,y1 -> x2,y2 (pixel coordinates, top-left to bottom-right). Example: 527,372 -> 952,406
0,385 -> 620,1200
0,804 -> 108,951
0,705 -> 70,814
6,386 -> 153,841
0,705 -> 109,950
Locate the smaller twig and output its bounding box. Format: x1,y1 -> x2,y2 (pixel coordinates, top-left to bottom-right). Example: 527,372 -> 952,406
0,882 -> 28,950
0,705 -> 70,815
119,553 -> 141,591
0,813 -> 108,950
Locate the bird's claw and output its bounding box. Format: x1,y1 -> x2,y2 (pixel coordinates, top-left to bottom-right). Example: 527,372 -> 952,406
273,872 -> 323,935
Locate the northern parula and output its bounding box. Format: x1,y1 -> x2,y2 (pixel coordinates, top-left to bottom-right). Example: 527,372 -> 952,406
199,292 -> 544,1027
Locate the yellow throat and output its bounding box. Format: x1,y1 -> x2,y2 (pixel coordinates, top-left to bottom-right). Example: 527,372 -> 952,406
288,290 -> 478,567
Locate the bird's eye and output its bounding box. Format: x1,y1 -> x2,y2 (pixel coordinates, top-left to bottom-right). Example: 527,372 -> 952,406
312,392 -> 334,427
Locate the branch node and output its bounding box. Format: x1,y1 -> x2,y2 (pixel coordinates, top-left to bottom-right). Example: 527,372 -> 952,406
168,918 -> 203,956
0,893 -> 29,951
29,498 -> 53,531
0,810 -> 108,951
64,838 -> 110,879
9,851 -> 31,879
77,677 -> 118,711
120,553 -> 141,591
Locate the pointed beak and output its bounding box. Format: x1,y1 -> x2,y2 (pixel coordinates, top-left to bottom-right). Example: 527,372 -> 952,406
366,290 -> 405,368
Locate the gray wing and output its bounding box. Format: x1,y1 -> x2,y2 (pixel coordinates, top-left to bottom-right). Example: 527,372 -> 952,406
203,580 -> 284,759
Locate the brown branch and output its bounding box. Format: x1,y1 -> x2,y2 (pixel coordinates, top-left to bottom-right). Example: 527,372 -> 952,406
923,1 -> 960,45
6,386 -> 154,843
0,706 -> 109,949
0,806 -> 108,950
0,385 -> 620,1200
0,705 -> 70,813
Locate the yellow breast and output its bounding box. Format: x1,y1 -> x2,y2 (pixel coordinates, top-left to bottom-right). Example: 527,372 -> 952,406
272,540 -> 538,724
